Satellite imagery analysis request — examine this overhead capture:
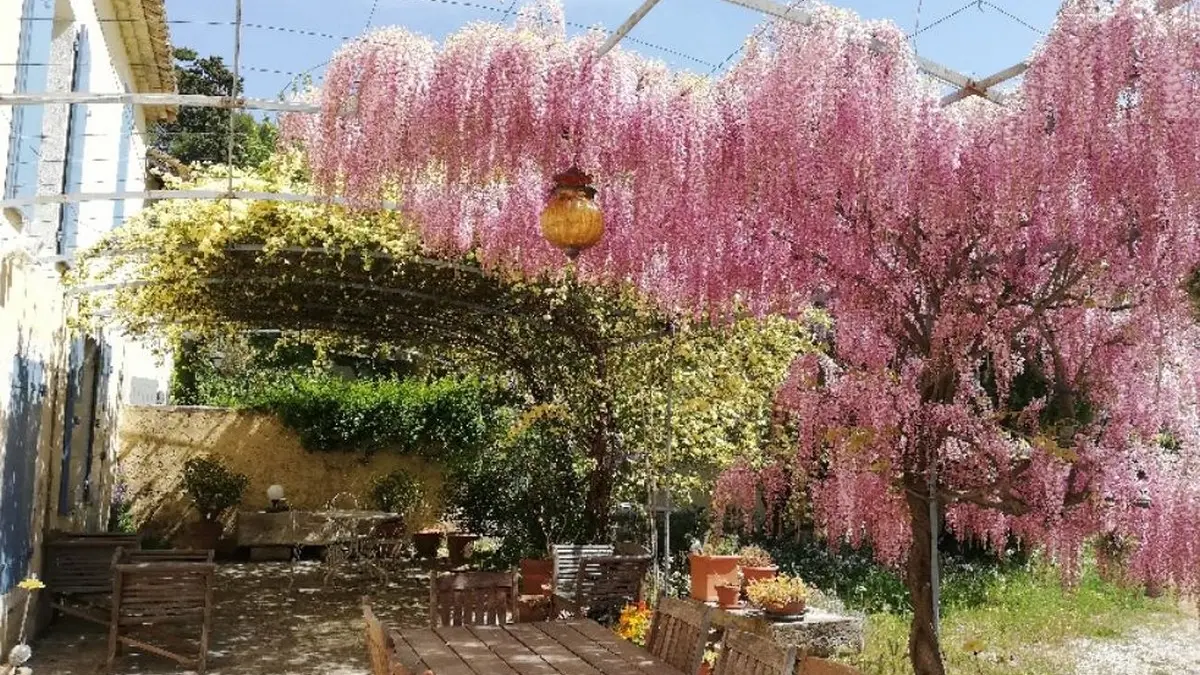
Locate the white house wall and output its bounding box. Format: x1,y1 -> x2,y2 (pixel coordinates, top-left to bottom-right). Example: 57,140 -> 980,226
0,0 -> 171,652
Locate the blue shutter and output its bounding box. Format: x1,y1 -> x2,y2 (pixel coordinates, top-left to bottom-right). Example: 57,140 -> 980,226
58,26 -> 91,255
4,0 -> 54,212
112,105 -> 134,227
58,337 -> 84,516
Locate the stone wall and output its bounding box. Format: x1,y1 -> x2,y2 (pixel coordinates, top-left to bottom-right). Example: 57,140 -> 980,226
116,406 -> 445,541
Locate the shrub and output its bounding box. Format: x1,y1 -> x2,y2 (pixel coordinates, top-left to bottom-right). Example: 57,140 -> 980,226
699,534 -> 739,556
215,374 -> 508,461
746,575 -> 809,607
371,469 -> 421,515
181,456 -> 249,522
738,545 -> 774,568
447,408 -> 589,566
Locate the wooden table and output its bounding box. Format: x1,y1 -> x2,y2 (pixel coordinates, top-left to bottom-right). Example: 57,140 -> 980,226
391,619 -> 685,675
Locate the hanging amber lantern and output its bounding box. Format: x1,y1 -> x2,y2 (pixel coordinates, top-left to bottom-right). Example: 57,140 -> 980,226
540,166 -> 604,260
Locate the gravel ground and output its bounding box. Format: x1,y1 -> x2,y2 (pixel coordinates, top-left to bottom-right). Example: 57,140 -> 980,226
29,559 -> 434,675
1071,613 -> 1200,675
28,560 -> 1200,675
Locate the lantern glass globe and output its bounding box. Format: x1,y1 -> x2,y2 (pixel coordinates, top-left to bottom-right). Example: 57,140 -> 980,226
267,484 -> 285,502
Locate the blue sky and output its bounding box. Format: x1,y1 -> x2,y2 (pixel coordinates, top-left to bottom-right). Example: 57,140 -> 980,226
162,0 -> 1060,101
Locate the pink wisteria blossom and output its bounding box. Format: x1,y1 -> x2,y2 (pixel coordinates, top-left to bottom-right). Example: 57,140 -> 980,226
286,2 -> 1200,672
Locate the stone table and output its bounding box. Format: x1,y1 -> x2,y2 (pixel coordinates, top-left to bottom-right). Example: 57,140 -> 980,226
236,509 -> 402,560
707,604 -> 865,657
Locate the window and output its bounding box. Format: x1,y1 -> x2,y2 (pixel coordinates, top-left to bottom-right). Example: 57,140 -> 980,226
57,25 -> 90,255
4,0 -> 55,217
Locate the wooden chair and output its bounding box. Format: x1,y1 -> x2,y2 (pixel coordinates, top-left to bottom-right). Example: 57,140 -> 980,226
44,532 -> 141,625
363,597 -> 414,675
106,558 -> 216,674
556,554 -> 652,623
550,543 -> 613,598
428,571 -> 518,627
119,549 -> 214,564
646,595 -> 712,675
713,628 -> 797,675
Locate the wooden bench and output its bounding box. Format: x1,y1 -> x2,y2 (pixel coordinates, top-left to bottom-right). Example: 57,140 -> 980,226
43,533 -> 141,625
107,557 -> 216,673
550,543 -> 613,598
556,554 -> 652,622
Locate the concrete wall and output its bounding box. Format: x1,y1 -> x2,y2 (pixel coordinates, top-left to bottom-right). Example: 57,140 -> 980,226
0,0 -> 171,652
116,407 -> 445,541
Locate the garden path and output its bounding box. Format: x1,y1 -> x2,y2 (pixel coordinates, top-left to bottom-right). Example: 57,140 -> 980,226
1069,610 -> 1200,675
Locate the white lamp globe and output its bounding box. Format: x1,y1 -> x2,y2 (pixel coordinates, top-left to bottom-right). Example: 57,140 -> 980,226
267,484 -> 285,502
8,643 -> 32,665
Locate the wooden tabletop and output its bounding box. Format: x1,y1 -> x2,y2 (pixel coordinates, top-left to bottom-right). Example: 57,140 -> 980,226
391,619 -> 685,675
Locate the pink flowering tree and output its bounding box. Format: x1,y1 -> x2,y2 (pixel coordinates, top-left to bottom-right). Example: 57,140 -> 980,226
286,2 -> 1200,672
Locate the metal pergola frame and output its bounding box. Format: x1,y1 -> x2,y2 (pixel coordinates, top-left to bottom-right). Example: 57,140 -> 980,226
2,0 -> 1194,630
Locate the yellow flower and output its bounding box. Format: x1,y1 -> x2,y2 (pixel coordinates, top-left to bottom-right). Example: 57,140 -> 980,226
17,577 -> 45,591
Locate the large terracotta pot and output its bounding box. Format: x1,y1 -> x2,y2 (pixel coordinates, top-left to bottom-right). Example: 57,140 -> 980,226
447,533 -> 479,567
741,565 -> 779,587
520,558 -> 553,595
412,531 -> 441,559
699,662 -> 713,675
715,583 -> 742,609
689,553 -> 740,602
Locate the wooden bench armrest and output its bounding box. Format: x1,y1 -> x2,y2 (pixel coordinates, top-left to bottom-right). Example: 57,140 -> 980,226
551,592 -> 583,618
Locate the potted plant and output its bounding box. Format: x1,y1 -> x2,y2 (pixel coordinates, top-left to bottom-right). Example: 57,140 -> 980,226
746,574 -> 809,617
738,545 -> 778,587
688,534 -> 740,602
715,576 -> 742,609
371,470 -> 421,523
412,528 -> 442,559
520,547 -> 554,596
180,456 -> 248,550
446,531 -> 479,567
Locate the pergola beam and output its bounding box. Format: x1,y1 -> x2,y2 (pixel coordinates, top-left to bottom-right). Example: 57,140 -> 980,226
939,62 -> 1028,107
597,0 -> 665,57
720,0 -> 1005,103
0,189 -> 393,210
0,92 -> 319,113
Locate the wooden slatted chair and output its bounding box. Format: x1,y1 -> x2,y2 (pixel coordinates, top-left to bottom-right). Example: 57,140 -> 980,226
44,532 -> 141,625
106,558 -> 216,674
119,549 -> 215,564
363,597 -> 418,675
428,571 -> 518,628
646,594 -> 713,675
713,628 -> 797,675
556,554 -> 652,623
550,543 -> 613,598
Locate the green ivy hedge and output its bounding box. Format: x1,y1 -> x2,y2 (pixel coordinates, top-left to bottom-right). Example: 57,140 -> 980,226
219,374 -> 509,458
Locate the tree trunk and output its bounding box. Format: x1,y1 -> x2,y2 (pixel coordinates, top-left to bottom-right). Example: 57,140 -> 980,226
905,488 -> 946,675
581,350 -> 619,541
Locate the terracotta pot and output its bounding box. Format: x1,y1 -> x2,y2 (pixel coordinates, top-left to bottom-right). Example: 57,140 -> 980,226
520,558 -> 553,595
761,599 -> 806,617
699,662 -> 712,675
689,553 -> 740,602
741,565 -> 779,588
412,531 -> 441,559
447,533 -> 479,567
715,584 -> 742,608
